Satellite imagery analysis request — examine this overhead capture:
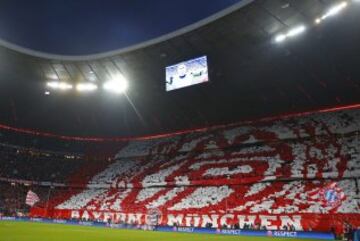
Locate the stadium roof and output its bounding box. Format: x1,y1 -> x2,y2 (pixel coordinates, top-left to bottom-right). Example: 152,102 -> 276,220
0,0 -> 242,55
0,0 -> 359,137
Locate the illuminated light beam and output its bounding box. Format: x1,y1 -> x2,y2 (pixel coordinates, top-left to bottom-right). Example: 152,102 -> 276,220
124,92 -> 146,127
274,25 -> 306,43
76,82 -> 98,92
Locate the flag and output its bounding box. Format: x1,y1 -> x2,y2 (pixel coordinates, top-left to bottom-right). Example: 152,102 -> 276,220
26,190 -> 40,207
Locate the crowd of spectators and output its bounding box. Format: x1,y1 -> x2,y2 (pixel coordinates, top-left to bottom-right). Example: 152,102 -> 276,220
0,144 -> 84,183
1,108 -> 360,237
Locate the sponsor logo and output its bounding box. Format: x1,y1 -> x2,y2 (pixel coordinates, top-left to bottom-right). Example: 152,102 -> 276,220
30,218 -> 43,222
53,219 -> 67,224
1,217 -> 16,221
79,221 -> 93,226
109,224 -> 123,229
177,227 -> 194,233
273,231 -> 297,237
220,229 -> 241,235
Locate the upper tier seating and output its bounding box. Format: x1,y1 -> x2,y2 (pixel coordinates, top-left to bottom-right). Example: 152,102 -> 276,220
0,144 -> 84,182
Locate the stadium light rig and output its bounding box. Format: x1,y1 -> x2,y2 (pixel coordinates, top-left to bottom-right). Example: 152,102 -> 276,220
315,1 -> 348,24
103,74 -> 128,94
46,81 -> 73,90
275,25 -> 306,43
76,82 -> 98,92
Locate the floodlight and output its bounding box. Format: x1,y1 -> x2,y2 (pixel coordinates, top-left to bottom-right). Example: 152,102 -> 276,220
103,75 -> 128,94
46,81 -> 73,90
274,25 -> 306,43
287,25 -> 306,37
275,34 -> 287,43
326,1 -> 348,17
315,1 -> 348,24
76,82 -> 98,92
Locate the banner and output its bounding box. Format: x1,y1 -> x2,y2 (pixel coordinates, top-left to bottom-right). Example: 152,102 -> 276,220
29,208 -> 360,234
156,226 -> 334,240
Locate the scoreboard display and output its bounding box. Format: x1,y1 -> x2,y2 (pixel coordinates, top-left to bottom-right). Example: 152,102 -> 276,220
165,56 -> 208,91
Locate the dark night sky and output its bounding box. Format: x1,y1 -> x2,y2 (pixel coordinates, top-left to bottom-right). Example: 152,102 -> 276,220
0,0 -> 241,55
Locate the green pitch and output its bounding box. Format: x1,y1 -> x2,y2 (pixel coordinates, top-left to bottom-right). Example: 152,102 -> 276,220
0,221 -> 326,241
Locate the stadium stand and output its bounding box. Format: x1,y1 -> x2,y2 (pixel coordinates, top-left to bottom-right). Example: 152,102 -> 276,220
0,144 -> 84,182
1,108 -> 360,234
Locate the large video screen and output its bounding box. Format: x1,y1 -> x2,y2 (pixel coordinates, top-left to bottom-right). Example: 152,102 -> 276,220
166,56 -> 208,91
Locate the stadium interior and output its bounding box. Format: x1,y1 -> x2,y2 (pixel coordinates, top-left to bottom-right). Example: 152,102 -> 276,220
1,0 -> 360,241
